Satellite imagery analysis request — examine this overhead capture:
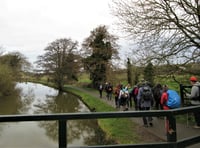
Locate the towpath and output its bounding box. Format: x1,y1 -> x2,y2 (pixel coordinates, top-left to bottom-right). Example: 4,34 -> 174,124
71,86 -> 200,148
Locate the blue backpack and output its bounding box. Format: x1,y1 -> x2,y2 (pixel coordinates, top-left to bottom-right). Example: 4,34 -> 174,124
167,90 -> 181,109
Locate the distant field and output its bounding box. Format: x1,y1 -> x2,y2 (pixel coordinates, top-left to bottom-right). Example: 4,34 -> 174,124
77,71 -> 191,92
29,70 -> 192,93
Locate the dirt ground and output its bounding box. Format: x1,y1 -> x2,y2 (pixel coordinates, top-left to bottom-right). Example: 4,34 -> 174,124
135,125 -> 165,143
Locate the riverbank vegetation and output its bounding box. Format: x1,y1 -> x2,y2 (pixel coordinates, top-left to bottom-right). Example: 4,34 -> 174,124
0,51 -> 30,97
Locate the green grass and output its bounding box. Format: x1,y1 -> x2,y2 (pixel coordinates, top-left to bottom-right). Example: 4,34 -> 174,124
176,114 -> 195,125
77,72 -> 91,84
99,118 -> 138,144
155,74 -> 192,90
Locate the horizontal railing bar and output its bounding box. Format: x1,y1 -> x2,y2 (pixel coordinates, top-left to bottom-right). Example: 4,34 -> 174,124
177,135 -> 200,147
0,106 -> 199,122
0,106 -> 199,148
70,142 -> 175,148
171,106 -> 200,115
0,111 -> 170,122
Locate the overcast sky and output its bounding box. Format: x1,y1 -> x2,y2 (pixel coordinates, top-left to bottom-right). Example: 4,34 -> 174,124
0,0 -> 128,66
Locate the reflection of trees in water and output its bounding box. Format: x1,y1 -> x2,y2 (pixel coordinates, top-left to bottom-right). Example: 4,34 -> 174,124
0,87 -> 21,114
38,121 -> 58,142
67,119 -> 96,145
0,86 -> 22,136
38,119 -> 115,145
70,119 -> 116,145
54,92 -> 81,113
0,83 -> 115,145
18,87 -> 35,113
33,92 -> 80,114
34,91 -> 114,145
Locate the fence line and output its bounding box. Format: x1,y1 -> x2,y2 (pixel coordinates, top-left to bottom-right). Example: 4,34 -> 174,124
0,106 -> 199,148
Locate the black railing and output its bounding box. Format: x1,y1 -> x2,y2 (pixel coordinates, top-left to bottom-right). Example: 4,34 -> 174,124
179,84 -> 192,106
0,106 -> 200,148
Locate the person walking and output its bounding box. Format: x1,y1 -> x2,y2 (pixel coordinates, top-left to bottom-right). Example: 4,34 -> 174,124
98,83 -> 103,98
153,83 -> 163,110
186,76 -> 200,128
132,85 -> 139,110
106,82 -> 113,100
160,85 -> 173,134
104,82 -> 109,99
118,86 -> 129,111
125,83 -> 132,108
114,84 -> 121,108
137,81 -> 154,127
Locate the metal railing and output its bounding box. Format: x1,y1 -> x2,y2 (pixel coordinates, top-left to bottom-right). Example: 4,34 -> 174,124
179,84 -> 192,106
0,106 -> 200,148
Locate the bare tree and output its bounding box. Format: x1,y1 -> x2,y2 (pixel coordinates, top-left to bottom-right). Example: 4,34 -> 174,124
36,38 -> 79,91
111,0 -> 200,69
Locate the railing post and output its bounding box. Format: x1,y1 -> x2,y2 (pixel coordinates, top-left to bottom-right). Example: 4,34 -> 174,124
180,84 -> 185,106
59,120 -> 67,148
180,84 -> 183,105
167,113 -> 177,147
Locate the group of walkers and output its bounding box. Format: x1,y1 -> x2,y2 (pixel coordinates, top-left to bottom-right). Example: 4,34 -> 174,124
99,82 -> 133,111
98,80 -> 161,127
98,81 -> 160,112
98,76 -> 200,131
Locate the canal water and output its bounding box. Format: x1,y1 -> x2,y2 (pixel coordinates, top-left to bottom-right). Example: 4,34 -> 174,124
0,82 -> 112,148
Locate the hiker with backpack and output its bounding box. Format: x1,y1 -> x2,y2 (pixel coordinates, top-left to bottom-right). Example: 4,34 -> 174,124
153,83 -> 163,110
125,83 -> 132,108
98,83 -> 103,98
160,85 -> 172,135
118,86 -> 129,111
137,81 -> 154,127
132,85 -> 139,110
186,76 -> 200,129
114,84 -> 121,108
105,82 -> 113,100
160,84 -> 181,134
162,86 -> 181,109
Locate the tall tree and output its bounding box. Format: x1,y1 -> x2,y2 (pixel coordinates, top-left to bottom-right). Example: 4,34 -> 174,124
36,38 -> 79,91
111,0 -> 200,73
0,64 -> 15,96
144,62 -> 154,85
127,58 -> 132,85
0,52 -> 30,80
0,51 -> 30,96
82,25 -> 119,87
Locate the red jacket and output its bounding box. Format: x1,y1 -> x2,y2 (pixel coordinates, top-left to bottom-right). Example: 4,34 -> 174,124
160,92 -> 170,110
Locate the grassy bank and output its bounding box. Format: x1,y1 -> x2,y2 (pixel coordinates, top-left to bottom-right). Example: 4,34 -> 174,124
63,85 -> 140,144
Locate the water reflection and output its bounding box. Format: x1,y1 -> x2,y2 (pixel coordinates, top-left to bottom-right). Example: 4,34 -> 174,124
0,86 -> 21,115
0,82 -> 114,147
